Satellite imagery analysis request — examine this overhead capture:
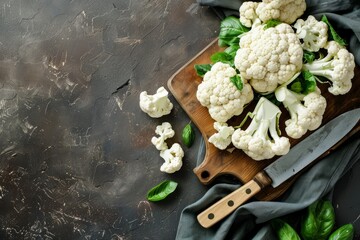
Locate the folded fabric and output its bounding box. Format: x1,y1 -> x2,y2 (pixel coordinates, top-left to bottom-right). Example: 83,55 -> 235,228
176,136 -> 360,239
196,0 -> 360,65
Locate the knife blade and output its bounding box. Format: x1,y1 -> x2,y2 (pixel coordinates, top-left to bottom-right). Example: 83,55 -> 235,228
197,108 -> 360,228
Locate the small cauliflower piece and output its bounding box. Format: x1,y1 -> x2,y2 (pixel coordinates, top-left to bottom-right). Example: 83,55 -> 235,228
208,122 -> 235,150
275,75 -> 327,139
234,23 -> 303,93
139,86 -> 173,118
151,122 -> 175,151
160,143 -> 184,174
256,0 -> 306,25
231,97 -> 290,160
303,41 -> 355,95
196,62 -> 254,122
294,15 -> 328,52
239,2 -> 260,28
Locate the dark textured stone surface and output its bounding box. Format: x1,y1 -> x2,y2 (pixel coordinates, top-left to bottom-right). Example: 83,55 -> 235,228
1,0 -> 359,239
0,1 -> 219,239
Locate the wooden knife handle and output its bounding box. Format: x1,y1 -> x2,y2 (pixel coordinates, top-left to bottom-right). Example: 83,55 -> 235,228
197,171 -> 272,228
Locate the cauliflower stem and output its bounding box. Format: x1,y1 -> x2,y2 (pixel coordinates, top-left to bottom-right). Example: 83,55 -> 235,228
232,97 -> 290,160
275,73 -> 327,139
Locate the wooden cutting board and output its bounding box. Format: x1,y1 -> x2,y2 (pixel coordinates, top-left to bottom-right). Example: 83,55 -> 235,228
167,38 -> 360,201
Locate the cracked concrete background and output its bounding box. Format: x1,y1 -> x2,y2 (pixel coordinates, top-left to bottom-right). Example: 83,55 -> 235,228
0,0 -> 219,239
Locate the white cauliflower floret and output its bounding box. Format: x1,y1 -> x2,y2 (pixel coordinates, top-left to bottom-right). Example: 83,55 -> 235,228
160,143 -> 184,174
275,76 -> 327,139
231,97 -> 290,161
196,62 -> 254,122
151,122 -> 175,151
294,15 -> 328,52
139,86 -> 173,118
239,2 -> 260,28
208,122 -> 235,150
234,23 -> 303,93
256,0 -> 306,25
303,41 -> 355,95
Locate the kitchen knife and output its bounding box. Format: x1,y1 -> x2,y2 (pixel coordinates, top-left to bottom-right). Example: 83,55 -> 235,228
197,108 -> 360,228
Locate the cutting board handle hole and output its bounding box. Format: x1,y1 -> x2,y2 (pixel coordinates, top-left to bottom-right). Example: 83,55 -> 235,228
200,171 -> 210,179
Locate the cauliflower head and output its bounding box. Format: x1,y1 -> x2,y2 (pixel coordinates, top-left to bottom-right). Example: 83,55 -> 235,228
235,23 -> 303,93
294,15 -> 328,52
208,122 -> 235,150
139,86 -> 173,118
151,122 -> 175,151
256,0 -> 306,25
196,62 -> 254,122
303,41 -> 355,95
239,2 -> 260,28
160,143 -> 184,174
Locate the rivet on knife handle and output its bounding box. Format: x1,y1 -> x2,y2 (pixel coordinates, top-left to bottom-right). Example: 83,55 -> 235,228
197,171 -> 272,228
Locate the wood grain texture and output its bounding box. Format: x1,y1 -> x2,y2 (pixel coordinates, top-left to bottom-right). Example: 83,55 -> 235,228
168,38 -> 360,201
197,179 -> 262,228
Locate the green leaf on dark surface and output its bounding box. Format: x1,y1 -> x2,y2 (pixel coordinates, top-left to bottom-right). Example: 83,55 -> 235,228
301,199 -> 335,240
264,19 -> 282,29
328,224 -> 354,240
147,180 -> 178,202
230,75 -> 243,91
182,123 -> 195,147
271,219 -> 301,240
194,64 -> 212,77
321,15 -> 347,46
218,16 -> 250,47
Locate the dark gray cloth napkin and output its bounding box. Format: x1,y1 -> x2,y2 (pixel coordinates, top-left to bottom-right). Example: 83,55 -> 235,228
175,1 -> 360,239
176,137 -> 359,239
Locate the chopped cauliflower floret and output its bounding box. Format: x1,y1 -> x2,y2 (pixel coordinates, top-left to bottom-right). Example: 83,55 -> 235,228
208,122 -> 235,150
275,84 -> 327,139
293,15 -> 328,52
303,41 -> 355,95
151,122 -> 175,150
139,86 -> 173,118
232,97 -> 290,160
160,143 -> 184,174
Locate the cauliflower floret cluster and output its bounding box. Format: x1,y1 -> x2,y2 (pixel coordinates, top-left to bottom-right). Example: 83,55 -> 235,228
231,97 -> 291,160
234,23 -> 303,93
151,122 -> 175,150
150,122 -> 185,174
256,0 -> 306,25
196,62 -> 254,122
239,0 -> 306,27
208,122 -> 235,150
160,143 -> 184,174
239,2 -> 260,28
275,77 -> 327,139
139,86 -> 173,118
303,41 -> 355,95
139,89 -> 186,174
293,15 -> 328,52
